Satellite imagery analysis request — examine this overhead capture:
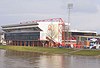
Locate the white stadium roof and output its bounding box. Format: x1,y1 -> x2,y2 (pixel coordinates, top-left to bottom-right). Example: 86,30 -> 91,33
69,29 -> 97,33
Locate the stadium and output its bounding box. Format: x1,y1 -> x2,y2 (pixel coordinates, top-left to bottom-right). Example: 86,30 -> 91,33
1,18 -> 98,48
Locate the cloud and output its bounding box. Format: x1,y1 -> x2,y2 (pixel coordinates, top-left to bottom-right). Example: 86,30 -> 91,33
62,0 -> 98,13
71,7 -> 100,32
67,0 -> 98,13
0,0 -> 100,33
0,13 -> 65,26
0,0 -> 64,14
61,0 -> 100,33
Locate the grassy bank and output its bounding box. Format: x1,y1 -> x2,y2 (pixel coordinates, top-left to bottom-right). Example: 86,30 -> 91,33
0,45 -> 100,56
0,45 -> 74,54
71,50 -> 100,56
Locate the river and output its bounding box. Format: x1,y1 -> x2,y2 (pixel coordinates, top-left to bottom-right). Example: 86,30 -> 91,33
0,49 -> 100,68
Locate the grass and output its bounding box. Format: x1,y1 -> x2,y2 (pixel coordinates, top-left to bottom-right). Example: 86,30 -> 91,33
0,45 -> 74,54
71,50 -> 100,56
0,45 -> 100,56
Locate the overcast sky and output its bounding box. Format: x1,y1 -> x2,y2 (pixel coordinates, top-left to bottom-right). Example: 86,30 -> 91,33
0,0 -> 100,33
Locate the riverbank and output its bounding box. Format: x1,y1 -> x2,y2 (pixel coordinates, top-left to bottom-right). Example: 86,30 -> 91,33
0,45 -> 100,56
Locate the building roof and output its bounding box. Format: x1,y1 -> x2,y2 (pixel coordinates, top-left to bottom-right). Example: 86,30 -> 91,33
2,25 -> 38,30
2,27 -> 42,33
69,29 -> 97,34
1,22 -> 42,33
1,22 -> 38,28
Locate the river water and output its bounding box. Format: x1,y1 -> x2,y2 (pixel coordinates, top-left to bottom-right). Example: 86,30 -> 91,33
0,49 -> 100,68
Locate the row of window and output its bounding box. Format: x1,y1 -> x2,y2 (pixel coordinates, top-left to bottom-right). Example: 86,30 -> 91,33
5,32 -> 40,41
71,32 -> 96,36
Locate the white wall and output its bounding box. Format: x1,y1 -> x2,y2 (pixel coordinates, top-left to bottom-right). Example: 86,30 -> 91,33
38,22 -> 60,42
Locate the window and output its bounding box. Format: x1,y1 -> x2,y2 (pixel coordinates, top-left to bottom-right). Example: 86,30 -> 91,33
5,32 -> 40,41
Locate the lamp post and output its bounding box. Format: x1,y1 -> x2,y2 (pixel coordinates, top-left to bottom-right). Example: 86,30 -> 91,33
67,3 -> 73,44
